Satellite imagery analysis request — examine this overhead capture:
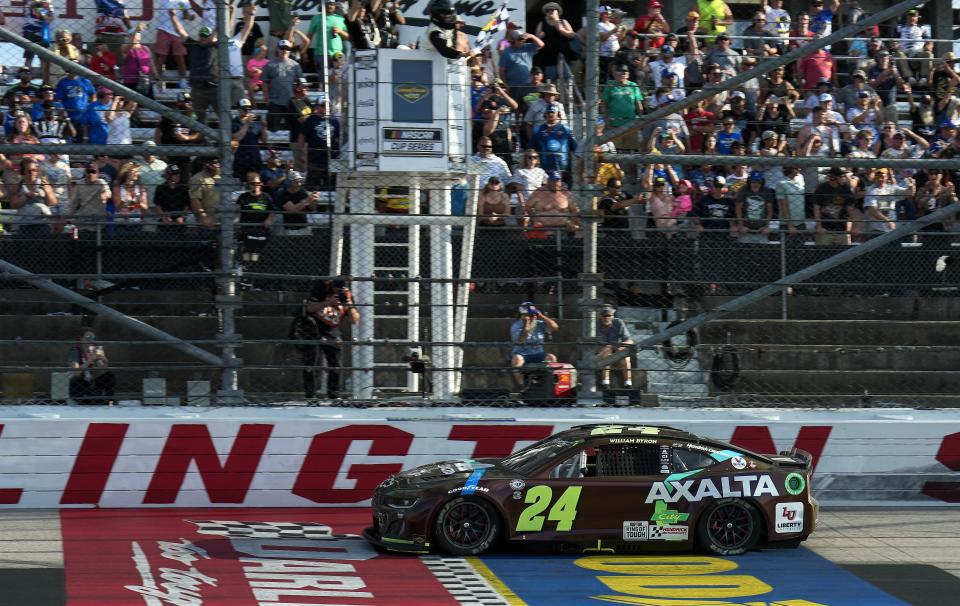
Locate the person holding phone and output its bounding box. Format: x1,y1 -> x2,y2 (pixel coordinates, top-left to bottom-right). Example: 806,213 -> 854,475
68,327 -> 115,405
510,301 -> 558,389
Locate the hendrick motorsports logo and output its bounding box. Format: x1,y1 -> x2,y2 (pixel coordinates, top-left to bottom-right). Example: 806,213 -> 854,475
394,83 -> 430,103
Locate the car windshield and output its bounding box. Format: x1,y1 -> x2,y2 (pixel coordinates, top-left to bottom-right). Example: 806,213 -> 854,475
500,437 -> 575,475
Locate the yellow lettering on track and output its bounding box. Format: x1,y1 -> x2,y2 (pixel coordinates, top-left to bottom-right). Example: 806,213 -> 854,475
575,556 -> 739,576
598,575 -> 773,599
592,599 -> 828,606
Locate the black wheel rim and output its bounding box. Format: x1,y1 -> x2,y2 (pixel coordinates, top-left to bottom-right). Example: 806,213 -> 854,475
707,503 -> 754,550
442,501 -> 492,550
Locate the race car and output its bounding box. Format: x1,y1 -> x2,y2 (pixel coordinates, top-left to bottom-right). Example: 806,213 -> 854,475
364,424 -> 817,556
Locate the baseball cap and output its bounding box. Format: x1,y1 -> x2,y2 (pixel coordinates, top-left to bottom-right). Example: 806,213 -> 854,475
716,33 -> 730,41
687,10 -> 700,18
941,119 -> 958,128
852,69 -> 867,79
238,98 -> 252,108
730,90 -> 745,99
545,103 -> 562,113
856,128 -> 873,138
198,25 -> 213,37
278,39 -> 293,49
660,69 -> 677,79
761,130 -> 777,141
660,44 -> 674,55
711,175 -> 726,186
827,166 -> 844,176
819,93 -> 833,102
748,170 -> 764,182
295,76 -> 309,86
313,92 -> 328,105
547,171 -> 562,181
97,86 -> 113,96
289,170 -> 305,182
519,301 -> 538,314
817,78 -> 833,88
165,164 -> 180,175
857,90 -> 870,98
767,95 -> 780,105
649,0 -> 662,7
599,304 -> 616,317
177,92 -> 192,102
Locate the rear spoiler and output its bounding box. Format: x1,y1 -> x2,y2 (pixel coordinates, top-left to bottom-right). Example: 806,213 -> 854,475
772,448 -> 813,470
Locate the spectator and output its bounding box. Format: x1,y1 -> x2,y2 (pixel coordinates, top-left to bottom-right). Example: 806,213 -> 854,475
68,327 -> 115,404
526,172 -> 579,233
39,153 -> 70,213
299,93 -> 341,189
156,93 -> 203,176
524,82 -> 566,144
498,29 -> 544,93
473,88 -> 519,169
22,0 -> 54,82
734,171 -> 774,243
756,97 -> 793,142
50,29 -> 81,82
5,68 -> 39,108
756,130 -> 787,184
373,0 -> 405,49
236,172 -> 273,264
847,128 -> 878,159
262,39 -> 303,132
308,0 -> 349,67
274,171 -> 319,236
693,176 -> 735,239
813,166 -> 856,245
155,0 -> 195,90
532,105 -> 577,180
105,93 -> 137,145
113,162 -> 148,230
777,165 -> 807,240
761,0 -> 790,52
346,0 -> 380,50
799,103 -> 843,154
596,305 -> 633,388
896,9 -> 932,86
232,99 -> 267,179
798,51 -> 836,100
90,39 -> 117,80
632,0 -> 669,51
12,158 -> 55,232
647,44 -> 687,90
154,165 -> 191,228
703,34 -> 740,78
510,301 -> 558,390
789,11 -> 813,50
602,65 -> 644,152
869,51 -> 905,118
171,14 -> 219,123
260,149 -> 291,200
82,88 -> 112,145
880,129 -> 927,183
121,32 -> 158,99
68,163 -> 112,231
54,70 -> 96,125
808,0 -> 838,40
846,90 -> 883,138
685,98 -> 716,153
478,176 -> 511,226
612,32 -> 646,84
534,2 -> 577,83
715,117 -> 743,155
863,168 -> 915,234
95,0 -> 142,69
723,92 -> 755,146
515,149 -> 548,196
597,6 -> 624,79
929,52 -> 959,103
189,157 -> 221,228
33,102 -> 75,147
915,170 -> 957,234
907,87 -> 938,139
835,69 -> 876,113
598,177 -> 632,231
301,279 -> 360,400
472,136 -> 511,187
741,13 -> 777,58
675,11 -> 706,55
696,0 -> 733,42
246,39 -> 270,103
134,142 -> 167,207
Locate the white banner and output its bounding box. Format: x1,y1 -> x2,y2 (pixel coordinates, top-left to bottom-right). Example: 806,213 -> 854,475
0,407 -> 958,508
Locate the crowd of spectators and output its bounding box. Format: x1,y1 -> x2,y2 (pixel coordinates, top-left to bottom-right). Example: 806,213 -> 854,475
0,0 -> 957,247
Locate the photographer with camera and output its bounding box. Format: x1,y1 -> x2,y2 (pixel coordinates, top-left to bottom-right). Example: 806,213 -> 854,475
68,327 -> 115,405
510,301 -> 558,390
294,279 -> 360,401
373,0 -> 405,49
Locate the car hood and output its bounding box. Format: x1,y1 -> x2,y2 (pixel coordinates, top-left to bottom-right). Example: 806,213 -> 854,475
391,458 -> 506,487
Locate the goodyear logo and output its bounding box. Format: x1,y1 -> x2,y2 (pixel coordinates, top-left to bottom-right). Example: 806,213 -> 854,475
394,83 -> 430,103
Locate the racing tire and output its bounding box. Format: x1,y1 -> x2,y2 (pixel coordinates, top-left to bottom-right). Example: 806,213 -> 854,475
433,497 -> 501,556
696,498 -> 762,556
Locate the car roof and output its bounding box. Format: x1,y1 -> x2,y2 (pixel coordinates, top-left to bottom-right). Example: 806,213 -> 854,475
566,424 -> 698,442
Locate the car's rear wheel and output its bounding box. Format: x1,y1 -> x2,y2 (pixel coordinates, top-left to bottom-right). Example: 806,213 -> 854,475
433,497 -> 500,555
696,498 -> 762,556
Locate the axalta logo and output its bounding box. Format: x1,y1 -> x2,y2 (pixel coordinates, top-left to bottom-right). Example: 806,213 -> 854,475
394,83 -> 430,103
645,475 -> 780,503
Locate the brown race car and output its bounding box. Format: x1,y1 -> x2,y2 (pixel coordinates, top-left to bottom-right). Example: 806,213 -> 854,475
364,424 -> 817,556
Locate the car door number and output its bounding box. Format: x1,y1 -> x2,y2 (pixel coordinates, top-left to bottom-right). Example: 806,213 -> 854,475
515,485 -> 582,532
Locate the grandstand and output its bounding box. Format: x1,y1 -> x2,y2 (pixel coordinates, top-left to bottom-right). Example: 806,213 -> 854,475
1,0 -> 960,408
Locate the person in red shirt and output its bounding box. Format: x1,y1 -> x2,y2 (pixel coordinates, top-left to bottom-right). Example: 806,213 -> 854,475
90,40 -> 117,79
797,48 -> 834,94
685,98 -> 716,153
632,0 -> 670,50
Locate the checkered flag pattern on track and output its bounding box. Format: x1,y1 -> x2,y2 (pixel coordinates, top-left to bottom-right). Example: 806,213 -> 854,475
420,556 -> 511,606
189,520 -> 333,539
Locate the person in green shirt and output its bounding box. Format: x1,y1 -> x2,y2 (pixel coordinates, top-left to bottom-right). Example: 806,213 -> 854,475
309,0 -> 349,67
602,65 -> 645,151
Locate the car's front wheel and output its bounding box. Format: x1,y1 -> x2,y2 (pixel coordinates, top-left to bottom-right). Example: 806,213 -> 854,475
696,498 -> 762,556
433,497 -> 500,555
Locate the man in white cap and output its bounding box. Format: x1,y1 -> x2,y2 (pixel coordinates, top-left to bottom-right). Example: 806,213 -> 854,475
596,305 -> 633,389
510,301 -> 559,390
273,170 -> 321,235
231,98 -> 267,178
262,38 -> 303,132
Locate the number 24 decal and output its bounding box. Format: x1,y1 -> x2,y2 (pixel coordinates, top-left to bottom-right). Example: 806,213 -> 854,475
516,486 -> 582,532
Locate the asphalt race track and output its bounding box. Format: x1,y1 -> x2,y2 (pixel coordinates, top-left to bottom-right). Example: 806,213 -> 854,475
0,508 -> 958,606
